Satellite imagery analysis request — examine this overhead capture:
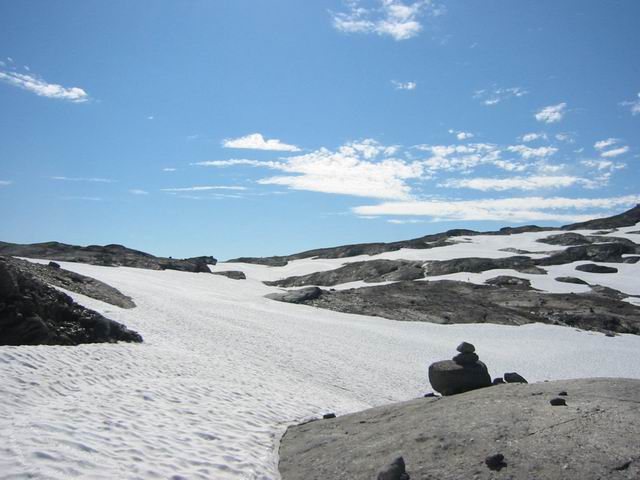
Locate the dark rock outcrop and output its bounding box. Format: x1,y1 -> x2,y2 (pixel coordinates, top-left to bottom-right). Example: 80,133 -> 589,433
555,276 -> 590,285
0,241 -> 216,273
266,287 -> 322,304
266,260 -> 425,288
0,256 -> 142,345
268,280 -> 640,334
211,270 -> 247,280
9,257 -> 135,308
278,378 -> 640,480
576,264 -> 619,274
562,204 -> 640,230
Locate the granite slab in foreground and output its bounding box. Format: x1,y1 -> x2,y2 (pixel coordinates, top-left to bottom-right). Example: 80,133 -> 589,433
278,378 -> 640,480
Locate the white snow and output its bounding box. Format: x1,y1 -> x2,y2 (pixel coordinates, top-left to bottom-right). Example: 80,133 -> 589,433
2,250 -> 640,479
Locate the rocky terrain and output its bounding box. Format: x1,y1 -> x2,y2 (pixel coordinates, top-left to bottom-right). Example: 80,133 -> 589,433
268,279 -> 640,334
260,205 -> 640,335
10,258 -> 136,308
0,256 -> 142,345
0,241 -> 216,273
278,377 -> 640,480
234,205 -> 640,267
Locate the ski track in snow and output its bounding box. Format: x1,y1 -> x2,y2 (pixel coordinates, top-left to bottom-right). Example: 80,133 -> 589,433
2,225 -> 640,479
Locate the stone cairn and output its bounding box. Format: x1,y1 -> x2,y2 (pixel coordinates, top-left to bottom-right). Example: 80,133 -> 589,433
428,342 -> 491,396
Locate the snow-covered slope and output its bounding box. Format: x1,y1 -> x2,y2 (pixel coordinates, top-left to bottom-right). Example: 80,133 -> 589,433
2,254 -> 640,479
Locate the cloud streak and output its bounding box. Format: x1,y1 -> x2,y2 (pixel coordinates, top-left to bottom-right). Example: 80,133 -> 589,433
352,195 -> 640,222
52,176 -> 113,183
0,70 -> 89,102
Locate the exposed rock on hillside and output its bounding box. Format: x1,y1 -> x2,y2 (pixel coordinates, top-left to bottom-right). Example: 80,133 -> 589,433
562,203 -> 640,230
0,256 -> 142,345
11,258 -> 135,308
211,270 -> 247,280
270,280 -> 640,334
267,240 -> 638,288
279,378 -> 640,480
265,260 -> 425,288
0,241 -> 216,273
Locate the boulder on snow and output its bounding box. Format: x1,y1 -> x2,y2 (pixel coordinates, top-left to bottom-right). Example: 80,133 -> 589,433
575,264 -> 618,274
266,287 -> 323,304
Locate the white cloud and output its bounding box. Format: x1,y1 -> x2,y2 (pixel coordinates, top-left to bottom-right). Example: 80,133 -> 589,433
161,186 -> 248,192
129,189 -> 149,195
392,80 -> 417,90
448,129 -> 474,140
222,133 -> 301,152
0,180 -> 12,186
555,133 -> 574,143
332,0 -> 440,41
594,138 -> 618,150
594,138 -> 629,158
63,196 -> 103,202
581,159 -> 625,172
194,159 -> 276,168
146,116 -> 154,120
416,143 -> 526,173
535,103 -> 567,124
352,195 -> 640,222
620,92 -> 640,115
52,176 -> 113,183
387,218 -> 425,224
0,70 -> 89,102
507,145 -> 558,160
258,140 -> 424,200
162,167 -> 177,172
473,86 -> 528,106
440,175 -> 592,191
600,146 -> 629,158
520,132 -> 548,142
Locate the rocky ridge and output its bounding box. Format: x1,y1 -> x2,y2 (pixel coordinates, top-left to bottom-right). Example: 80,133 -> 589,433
0,241 -> 216,273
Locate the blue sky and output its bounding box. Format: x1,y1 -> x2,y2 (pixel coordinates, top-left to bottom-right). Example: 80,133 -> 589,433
1,0 -> 639,259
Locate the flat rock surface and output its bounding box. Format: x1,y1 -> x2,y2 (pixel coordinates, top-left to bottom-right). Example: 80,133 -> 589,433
279,378 -> 640,480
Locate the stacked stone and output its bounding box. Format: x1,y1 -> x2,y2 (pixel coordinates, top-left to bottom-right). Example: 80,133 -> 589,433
428,342 -> 491,396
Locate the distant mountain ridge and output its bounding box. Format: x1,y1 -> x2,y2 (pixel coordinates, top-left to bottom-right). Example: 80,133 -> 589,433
0,241 -> 217,273
229,204 -> 640,266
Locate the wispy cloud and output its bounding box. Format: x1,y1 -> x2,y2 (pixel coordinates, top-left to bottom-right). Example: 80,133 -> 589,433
62,196 -> 103,202
473,86 -> 528,106
129,189 -> 149,195
520,132 -> 548,142
0,180 -> 12,186
594,138 -> 629,158
440,175 -> 593,191
193,159 -> 275,168
507,145 -> 558,160
162,167 -> 177,172
161,186 -> 248,192
0,69 -> 89,103
535,103 -> 567,124
51,176 -> 113,183
620,92 -> 640,115
352,195 -> 640,222
332,0 -> 442,41
416,143 -> 526,173
392,80 -> 417,90
223,133 -> 301,152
